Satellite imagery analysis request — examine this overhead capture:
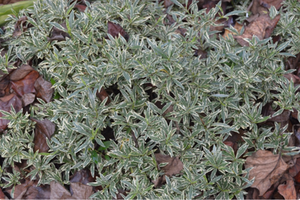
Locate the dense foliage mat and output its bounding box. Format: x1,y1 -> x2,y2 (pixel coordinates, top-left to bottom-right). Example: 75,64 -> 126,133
1,0 -> 300,199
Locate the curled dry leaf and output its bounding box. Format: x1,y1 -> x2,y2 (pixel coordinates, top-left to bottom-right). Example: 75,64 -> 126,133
34,76 -> 54,103
32,118 -> 55,153
0,93 -> 22,132
245,150 -> 289,196
234,15 -> 280,46
153,153 -> 183,188
278,179 -> 296,200
107,21 -> 129,42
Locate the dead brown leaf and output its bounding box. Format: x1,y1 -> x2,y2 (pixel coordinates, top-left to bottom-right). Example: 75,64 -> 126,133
0,187 -> 6,199
153,153 -> 183,188
32,118 -> 55,153
22,93 -> 35,107
50,181 -> 93,199
107,21 -> 129,42
0,76 -> 10,97
223,23 -> 243,39
286,53 -> 300,76
113,189 -> 127,200
96,87 -> 111,105
262,102 -> 290,124
70,182 -> 93,199
245,150 -> 289,196
284,73 -> 300,85
34,76 -> 53,103
234,14 -> 280,46
48,23 -> 70,42
0,93 -> 22,132
9,65 -> 34,81
293,124 -> 300,147
12,16 -> 29,38
74,4 -> 87,12
0,0 -> 26,4
249,0 -> 269,15
260,0 -> 284,10
10,70 -> 40,97
70,169 -> 94,185
70,169 -> 102,193
278,179 -> 297,200
13,179 -> 37,199
50,181 -> 74,199
162,0 -> 173,8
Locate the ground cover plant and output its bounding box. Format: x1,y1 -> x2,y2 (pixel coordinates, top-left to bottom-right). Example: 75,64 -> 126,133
1,0 -> 300,199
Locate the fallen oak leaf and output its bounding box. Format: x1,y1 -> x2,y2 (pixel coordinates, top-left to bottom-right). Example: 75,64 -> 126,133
278,179 -> 297,200
245,150 -> 289,196
107,21 -> 129,42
